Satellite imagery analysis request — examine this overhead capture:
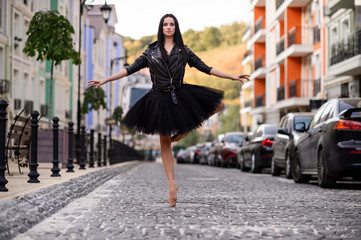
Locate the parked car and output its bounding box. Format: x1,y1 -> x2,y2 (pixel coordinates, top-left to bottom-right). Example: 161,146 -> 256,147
198,142 -> 212,165
220,132 -> 247,167
293,98 -> 361,188
271,112 -> 314,178
183,146 -> 197,163
212,134 -> 225,167
176,149 -> 187,163
237,124 -> 279,173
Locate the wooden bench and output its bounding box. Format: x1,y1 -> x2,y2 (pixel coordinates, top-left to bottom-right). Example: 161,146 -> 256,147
5,109 -> 31,175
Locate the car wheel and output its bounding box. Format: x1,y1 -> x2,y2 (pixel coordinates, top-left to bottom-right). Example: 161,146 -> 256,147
292,150 -> 311,183
240,154 -> 247,172
250,152 -> 261,173
271,157 -> 281,176
285,151 -> 293,179
317,149 -> 336,188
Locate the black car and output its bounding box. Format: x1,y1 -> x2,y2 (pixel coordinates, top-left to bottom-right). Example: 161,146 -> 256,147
271,112 -> 314,178
293,98 -> 361,188
237,124 -> 279,173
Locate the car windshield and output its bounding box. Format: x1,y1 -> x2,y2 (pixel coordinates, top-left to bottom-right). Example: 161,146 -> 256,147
294,116 -> 313,129
339,99 -> 361,115
226,134 -> 246,143
264,126 -> 278,135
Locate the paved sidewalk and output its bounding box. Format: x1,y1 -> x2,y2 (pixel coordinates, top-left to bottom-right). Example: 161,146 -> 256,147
1,160 -> 120,202
11,162 -> 361,240
0,161 -> 141,239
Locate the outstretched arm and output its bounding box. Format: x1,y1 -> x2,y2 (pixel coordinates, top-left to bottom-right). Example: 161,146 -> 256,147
88,68 -> 128,88
210,68 -> 250,83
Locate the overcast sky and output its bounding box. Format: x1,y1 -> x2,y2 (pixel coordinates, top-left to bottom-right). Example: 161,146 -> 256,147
93,0 -> 250,39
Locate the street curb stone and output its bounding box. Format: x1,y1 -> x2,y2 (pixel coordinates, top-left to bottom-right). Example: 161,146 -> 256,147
0,161 -> 141,240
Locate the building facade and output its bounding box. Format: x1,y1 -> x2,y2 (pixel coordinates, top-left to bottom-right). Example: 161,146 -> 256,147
241,0 -> 361,131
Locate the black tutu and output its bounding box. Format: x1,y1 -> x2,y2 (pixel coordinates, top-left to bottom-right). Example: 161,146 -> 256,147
122,84 -> 224,136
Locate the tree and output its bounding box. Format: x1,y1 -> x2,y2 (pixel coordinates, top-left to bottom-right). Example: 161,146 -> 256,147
23,10 -> 81,127
178,130 -> 201,147
217,104 -> 241,134
202,27 -> 221,50
112,106 -> 123,127
81,87 -> 107,130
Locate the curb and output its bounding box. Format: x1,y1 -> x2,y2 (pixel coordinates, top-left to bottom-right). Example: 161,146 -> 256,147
0,161 -> 141,240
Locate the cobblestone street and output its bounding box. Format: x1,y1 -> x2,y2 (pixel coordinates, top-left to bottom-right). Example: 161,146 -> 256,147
12,162 -> 361,239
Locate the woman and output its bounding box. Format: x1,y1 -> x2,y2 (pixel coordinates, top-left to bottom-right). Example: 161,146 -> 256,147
88,14 -> 249,207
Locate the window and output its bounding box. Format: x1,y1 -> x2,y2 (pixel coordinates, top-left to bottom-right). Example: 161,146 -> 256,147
341,82 -> 349,98
294,116 -> 313,130
320,103 -> 334,122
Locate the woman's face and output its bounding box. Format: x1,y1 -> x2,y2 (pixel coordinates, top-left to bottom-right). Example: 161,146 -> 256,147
163,17 -> 175,38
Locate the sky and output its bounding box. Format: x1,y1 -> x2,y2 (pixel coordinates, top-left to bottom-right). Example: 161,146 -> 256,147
93,0 -> 250,39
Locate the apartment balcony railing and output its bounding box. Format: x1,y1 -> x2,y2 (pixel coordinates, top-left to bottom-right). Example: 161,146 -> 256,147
244,50 -> 252,59
276,36 -> 285,55
330,30 -> 361,66
243,26 -> 251,37
276,0 -> 285,9
254,55 -> 264,71
244,100 -> 252,108
314,27 -> 321,44
277,85 -> 285,101
255,94 -> 265,108
314,79 -> 321,96
254,16 -> 264,34
288,27 -> 313,47
289,79 -> 300,98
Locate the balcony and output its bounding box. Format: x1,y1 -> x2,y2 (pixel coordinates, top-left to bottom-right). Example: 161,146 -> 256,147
276,0 -> 285,9
277,85 -> 285,101
313,27 -> 321,44
276,27 -> 314,63
276,36 -> 285,55
242,26 -> 252,42
249,16 -> 266,46
250,0 -> 266,8
252,55 -> 266,79
255,94 -> 265,108
314,79 -> 321,96
244,100 -> 253,108
329,30 -> 361,76
242,49 -> 253,65
289,79 -> 300,98
328,0 -> 354,10
254,16 -> 264,34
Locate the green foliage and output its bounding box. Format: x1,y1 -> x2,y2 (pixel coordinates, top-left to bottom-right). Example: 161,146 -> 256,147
23,10 -> 80,65
217,104 -> 241,134
112,106 -> 123,126
202,27 -> 221,49
124,21 -> 246,59
178,130 -> 201,147
81,87 -> 107,114
224,88 -> 240,99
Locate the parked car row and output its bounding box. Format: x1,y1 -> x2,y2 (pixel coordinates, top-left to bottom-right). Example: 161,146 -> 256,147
176,98 -> 361,188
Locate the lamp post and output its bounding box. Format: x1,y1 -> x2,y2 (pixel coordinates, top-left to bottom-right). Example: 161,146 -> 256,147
108,55 -> 128,149
77,0 -> 112,162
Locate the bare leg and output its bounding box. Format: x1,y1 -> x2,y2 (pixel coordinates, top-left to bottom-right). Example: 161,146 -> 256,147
160,135 -> 178,206
172,101 -> 225,142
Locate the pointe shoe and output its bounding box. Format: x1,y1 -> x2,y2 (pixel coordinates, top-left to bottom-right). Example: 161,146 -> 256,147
168,184 -> 178,207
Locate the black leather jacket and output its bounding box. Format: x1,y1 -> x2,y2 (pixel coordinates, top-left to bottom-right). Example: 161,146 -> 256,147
126,41 -> 212,91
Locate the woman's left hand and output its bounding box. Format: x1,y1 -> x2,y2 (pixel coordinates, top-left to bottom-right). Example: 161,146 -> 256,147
232,74 -> 250,83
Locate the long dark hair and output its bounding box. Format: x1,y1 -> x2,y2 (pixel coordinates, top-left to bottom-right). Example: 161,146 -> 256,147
157,14 -> 187,63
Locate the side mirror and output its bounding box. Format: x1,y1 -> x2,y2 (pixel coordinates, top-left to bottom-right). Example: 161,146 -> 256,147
277,128 -> 289,136
294,122 -> 306,132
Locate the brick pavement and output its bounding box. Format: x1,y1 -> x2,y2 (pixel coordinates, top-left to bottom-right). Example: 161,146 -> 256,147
10,162 -> 361,240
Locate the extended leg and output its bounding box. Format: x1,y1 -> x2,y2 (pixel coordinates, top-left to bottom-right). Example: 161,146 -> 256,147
171,101 -> 225,143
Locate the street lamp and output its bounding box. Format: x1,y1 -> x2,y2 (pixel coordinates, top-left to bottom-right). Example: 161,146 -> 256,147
77,0 -> 112,163
108,54 -> 128,149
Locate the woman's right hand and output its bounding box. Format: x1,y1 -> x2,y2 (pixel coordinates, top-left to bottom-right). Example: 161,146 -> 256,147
88,79 -> 107,88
